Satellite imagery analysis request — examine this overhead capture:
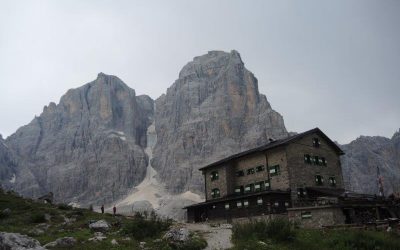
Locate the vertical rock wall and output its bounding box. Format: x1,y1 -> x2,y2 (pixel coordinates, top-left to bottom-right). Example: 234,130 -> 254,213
152,50 -> 288,194
5,73 -> 153,205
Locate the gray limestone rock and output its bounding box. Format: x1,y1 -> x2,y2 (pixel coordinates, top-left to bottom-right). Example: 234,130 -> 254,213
44,237 -> 76,248
0,137 -> 17,190
163,227 -> 190,242
152,50 -> 288,194
89,220 -> 110,232
88,232 -> 107,242
0,232 -> 45,250
341,129 -> 400,195
5,73 -> 153,205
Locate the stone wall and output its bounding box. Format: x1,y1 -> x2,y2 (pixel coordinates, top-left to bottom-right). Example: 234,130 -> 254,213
204,164 -> 228,200
287,206 -> 346,228
234,153 -> 267,190
286,132 -> 344,201
267,148 -> 290,190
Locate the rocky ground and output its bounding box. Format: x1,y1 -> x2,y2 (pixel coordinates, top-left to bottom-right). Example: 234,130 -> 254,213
186,223 -> 233,250
0,189 -> 207,250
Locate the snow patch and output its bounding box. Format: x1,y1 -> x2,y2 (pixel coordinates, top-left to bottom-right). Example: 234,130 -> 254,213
9,174 -> 16,184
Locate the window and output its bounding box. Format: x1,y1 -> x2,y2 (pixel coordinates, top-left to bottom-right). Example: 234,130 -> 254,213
255,165 -> 265,172
211,188 -> 220,198
313,138 -> 320,147
312,156 -> 317,165
304,154 -> 312,164
321,157 -> 327,166
301,211 -> 312,219
257,197 -> 263,205
274,202 -> 279,207
244,184 -> 254,193
210,171 -> 219,181
236,170 -> 244,177
236,201 -> 243,208
329,177 -> 336,187
265,180 -> 271,190
315,175 -> 324,186
314,156 -> 319,165
247,168 -> 255,175
243,200 -> 249,207
297,188 -> 307,198
225,203 -> 230,210
235,186 -> 243,195
269,165 -> 280,176
254,182 -> 262,192
284,202 -> 289,207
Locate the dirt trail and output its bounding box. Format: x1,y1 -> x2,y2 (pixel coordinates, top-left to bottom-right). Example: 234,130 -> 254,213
186,223 -> 233,250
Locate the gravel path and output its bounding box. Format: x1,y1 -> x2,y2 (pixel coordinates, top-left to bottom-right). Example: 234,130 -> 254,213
186,223 -> 233,250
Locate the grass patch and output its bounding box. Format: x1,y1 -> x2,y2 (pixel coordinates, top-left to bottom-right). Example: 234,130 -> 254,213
121,213 -> 172,240
232,218 -> 296,244
30,212 -> 46,223
231,219 -> 400,250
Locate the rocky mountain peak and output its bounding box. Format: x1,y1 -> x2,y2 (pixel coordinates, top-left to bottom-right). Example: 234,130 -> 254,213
4,74 -> 153,204
179,50 -> 243,79
153,50 -> 287,194
392,129 -> 400,140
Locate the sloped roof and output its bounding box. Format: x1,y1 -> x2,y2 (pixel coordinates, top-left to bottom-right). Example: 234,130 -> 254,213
199,128 -> 344,171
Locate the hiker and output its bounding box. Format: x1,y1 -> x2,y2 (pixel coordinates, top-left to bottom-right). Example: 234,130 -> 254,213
101,204 -> 104,214
113,205 -> 116,216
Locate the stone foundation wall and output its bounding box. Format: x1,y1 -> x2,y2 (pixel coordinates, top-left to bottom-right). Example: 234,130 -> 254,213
288,206 -> 345,228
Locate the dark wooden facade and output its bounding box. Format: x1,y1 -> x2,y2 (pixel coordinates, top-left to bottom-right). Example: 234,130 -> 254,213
186,191 -> 290,223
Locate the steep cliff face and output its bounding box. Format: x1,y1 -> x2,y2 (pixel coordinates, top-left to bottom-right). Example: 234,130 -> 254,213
5,73 -> 153,205
341,130 -> 400,195
0,135 -> 17,190
152,50 -> 288,194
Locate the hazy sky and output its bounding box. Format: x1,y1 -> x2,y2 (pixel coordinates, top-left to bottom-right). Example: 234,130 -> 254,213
0,0 -> 399,143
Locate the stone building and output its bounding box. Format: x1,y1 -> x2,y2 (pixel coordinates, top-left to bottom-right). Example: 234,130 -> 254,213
185,128 -> 345,223
185,128 -> 400,226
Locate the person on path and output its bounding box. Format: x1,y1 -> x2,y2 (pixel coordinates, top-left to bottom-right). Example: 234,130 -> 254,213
113,205 -> 116,216
101,205 -> 104,214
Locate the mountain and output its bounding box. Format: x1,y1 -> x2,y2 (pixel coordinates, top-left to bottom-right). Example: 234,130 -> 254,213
341,130 -> 400,195
152,50 -> 287,194
1,49 -> 398,215
5,73 -> 153,206
0,135 -> 17,190
0,50 -> 288,212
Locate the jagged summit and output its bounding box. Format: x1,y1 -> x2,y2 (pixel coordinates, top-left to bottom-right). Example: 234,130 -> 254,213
4,73 -> 153,204
392,129 -> 400,139
153,50 -> 287,194
179,50 -> 243,79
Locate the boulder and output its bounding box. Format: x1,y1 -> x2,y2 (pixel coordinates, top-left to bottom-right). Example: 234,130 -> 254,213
163,227 -> 190,242
0,232 -> 45,250
139,241 -> 146,249
89,220 -> 110,231
2,208 -> 11,216
111,239 -> 118,245
44,237 -> 76,248
88,232 -> 107,242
